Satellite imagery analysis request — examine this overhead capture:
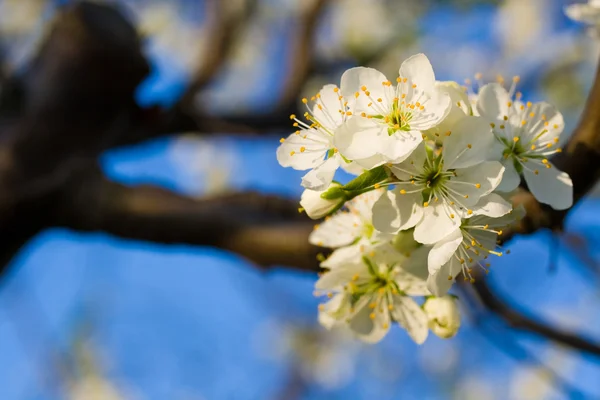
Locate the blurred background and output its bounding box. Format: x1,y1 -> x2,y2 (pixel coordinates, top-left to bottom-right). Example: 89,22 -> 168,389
2,0 -> 600,399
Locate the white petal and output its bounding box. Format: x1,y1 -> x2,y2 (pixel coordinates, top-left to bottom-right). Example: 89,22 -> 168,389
496,159 -> 520,192
340,67 -> 393,112
276,129 -> 329,170
379,129 -> 423,163
523,102 -> 564,145
446,161 -> 505,207
309,211 -> 363,248
427,257 -> 462,296
399,53 -> 436,95
476,83 -> 510,121
340,160 -> 365,176
318,293 -> 348,329
409,91 -> 451,131
321,244 -> 364,269
472,193 -> 512,218
372,190 -> 423,233
389,143 -> 427,180
315,262 -> 364,290
442,115 -> 494,169
301,155 -> 340,190
427,229 -> 463,275
334,117 -> 387,161
349,296 -> 391,343
391,296 -> 429,344
312,84 -> 344,130
523,161 -> 573,210
414,203 -> 461,245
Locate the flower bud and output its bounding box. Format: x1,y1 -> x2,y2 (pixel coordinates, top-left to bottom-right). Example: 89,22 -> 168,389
423,296 -> 461,339
300,183 -> 347,219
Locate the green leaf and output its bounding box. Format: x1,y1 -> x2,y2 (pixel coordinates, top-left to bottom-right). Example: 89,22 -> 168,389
342,165 -> 389,193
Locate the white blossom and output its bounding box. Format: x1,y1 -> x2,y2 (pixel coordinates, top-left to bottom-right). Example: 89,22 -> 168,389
565,0 -> 600,32
373,115 -> 505,244
277,84 -> 355,190
316,244 -> 430,344
426,194 -> 514,296
309,190 -> 392,248
423,296 -> 461,339
334,54 -> 451,169
477,82 -> 573,210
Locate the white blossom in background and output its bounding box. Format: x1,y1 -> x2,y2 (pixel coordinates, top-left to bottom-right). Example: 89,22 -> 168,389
423,295 -> 461,339
276,52 -> 573,344
476,81 -> 573,209
277,84 -> 355,190
565,0 -> 600,33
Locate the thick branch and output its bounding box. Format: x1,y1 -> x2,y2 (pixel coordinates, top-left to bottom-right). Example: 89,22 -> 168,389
54,167 -> 322,271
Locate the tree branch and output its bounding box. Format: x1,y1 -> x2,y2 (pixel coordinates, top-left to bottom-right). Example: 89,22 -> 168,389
54,167 -> 322,272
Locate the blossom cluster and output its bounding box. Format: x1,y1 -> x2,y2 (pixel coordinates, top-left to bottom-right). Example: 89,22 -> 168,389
276,54 -> 573,344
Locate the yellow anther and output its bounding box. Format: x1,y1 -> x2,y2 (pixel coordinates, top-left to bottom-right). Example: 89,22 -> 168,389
450,214 -> 455,219
542,159 -> 548,164
445,131 -> 452,136
300,147 -> 306,153
365,90 -> 370,96
327,292 -> 333,298
556,148 -> 563,153
355,92 -> 360,98
412,84 -> 417,88
490,123 -> 496,128
378,288 -> 386,295
467,209 -> 473,215
507,101 -> 512,107
529,112 -> 535,118
503,115 -> 508,121
500,124 -> 505,129
302,98 -> 308,104
352,274 -> 359,281
464,195 -> 469,199
377,98 -> 383,102
447,276 -> 453,281
396,77 -> 402,83
531,145 -> 536,150
467,144 -> 472,149
403,77 -> 408,83
369,302 -> 377,309
553,124 -> 559,129
361,112 -> 367,117
513,76 -> 520,82
388,304 -> 394,311
318,304 -> 325,311
369,312 -> 376,320
333,87 -> 339,93
361,85 -> 367,91
513,137 -> 519,143
534,170 -> 539,175
318,104 -> 323,110
516,92 -> 522,99
290,114 -> 296,120
400,189 -> 407,195
423,202 -> 429,207
346,111 -> 353,116
279,138 -> 285,143
290,151 -> 295,156
401,93 -> 406,99
415,102 -> 421,107
475,183 -> 481,188
521,120 -> 527,126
